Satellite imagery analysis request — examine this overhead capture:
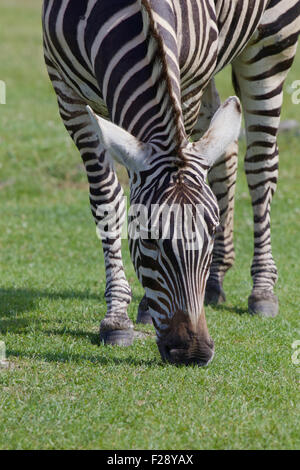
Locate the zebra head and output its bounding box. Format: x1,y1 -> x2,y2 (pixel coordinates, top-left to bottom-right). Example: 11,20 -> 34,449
88,97 -> 241,366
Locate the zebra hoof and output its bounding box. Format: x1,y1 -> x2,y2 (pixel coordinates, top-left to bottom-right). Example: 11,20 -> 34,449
136,296 -> 152,324
100,328 -> 134,346
248,291 -> 279,318
205,281 -> 226,305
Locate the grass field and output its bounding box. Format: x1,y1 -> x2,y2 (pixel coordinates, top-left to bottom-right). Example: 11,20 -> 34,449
0,0 -> 299,450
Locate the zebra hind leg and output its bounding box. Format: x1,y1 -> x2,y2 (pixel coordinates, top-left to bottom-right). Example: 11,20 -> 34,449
46,67 -> 134,344
192,79 -> 238,305
205,140 -> 239,305
232,8 -> 299,316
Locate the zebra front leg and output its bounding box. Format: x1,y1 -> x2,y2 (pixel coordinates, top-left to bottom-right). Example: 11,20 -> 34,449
47,71 -> 133,343
68,111 -> 134,342
232,19 -> 299,316
98,197 -> 134,344
192,80 -> 238,305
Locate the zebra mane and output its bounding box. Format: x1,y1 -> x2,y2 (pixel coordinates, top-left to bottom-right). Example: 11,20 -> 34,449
140,0 -> 187,168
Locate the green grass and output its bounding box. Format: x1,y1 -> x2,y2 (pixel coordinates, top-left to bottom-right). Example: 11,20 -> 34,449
0,0 -> 299,450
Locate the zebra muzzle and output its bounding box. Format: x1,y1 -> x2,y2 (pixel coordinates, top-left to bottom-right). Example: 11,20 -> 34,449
157,309 -> 214,366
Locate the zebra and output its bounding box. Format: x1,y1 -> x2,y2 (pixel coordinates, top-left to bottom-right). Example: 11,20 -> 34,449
42,0 -> 300,366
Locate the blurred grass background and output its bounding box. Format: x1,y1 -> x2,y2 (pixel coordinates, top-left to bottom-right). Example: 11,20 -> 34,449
0,0 -> 299,450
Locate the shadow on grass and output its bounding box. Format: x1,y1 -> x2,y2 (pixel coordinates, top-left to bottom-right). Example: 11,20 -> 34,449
0,287 -> 103,333
0,287 -> 101,307
6,347 -> 162,368
43,327 -> 101,345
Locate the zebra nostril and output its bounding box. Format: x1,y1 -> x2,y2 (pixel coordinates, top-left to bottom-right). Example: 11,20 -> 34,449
166,348 -> 190,365
168,348 -> 184,362
169,348 -> 187,360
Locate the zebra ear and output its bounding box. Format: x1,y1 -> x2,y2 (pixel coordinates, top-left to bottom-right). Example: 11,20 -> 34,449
86,106 -> 151,172
194,96 -> 242,168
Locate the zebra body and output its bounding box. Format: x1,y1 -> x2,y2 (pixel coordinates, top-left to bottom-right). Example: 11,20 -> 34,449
43,0 -> 270,132
42,0 -> 300,365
